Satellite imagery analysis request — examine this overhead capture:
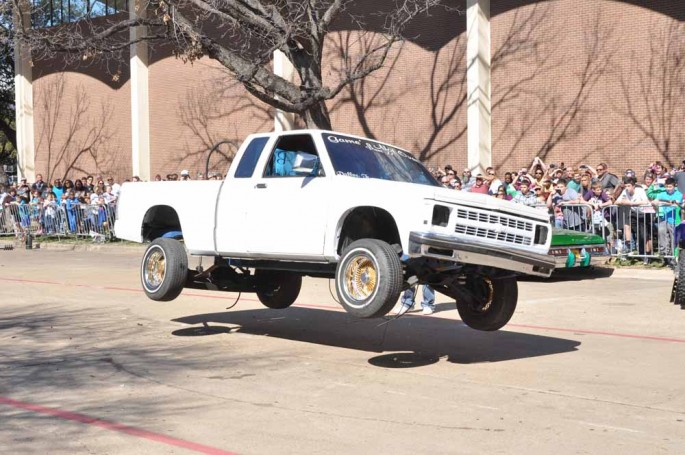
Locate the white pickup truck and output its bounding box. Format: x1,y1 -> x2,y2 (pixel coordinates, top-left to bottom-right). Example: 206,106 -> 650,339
114,130 -> 554,331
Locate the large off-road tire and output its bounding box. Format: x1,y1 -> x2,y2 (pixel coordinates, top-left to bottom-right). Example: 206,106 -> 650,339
255,270 -> 302,309
675,249 -> 685,306
457,276 -> 518,331
140,238 -> 188,301
335,239 -> 403,318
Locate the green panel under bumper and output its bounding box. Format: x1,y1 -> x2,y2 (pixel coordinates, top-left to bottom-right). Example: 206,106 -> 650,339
408,231 -> 556,278
549,244 -> 611,269
551,228 -> 606,247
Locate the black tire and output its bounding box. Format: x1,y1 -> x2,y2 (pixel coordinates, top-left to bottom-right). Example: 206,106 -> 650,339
255,270 -> 302,309
457,276 -> 518,331
676,249 -> 685,306
140,238 -> 188,301
335,239 -> 403,318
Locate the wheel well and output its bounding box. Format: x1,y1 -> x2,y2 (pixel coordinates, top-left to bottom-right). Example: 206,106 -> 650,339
141,205 -> 182,241
337,207 -> 401,255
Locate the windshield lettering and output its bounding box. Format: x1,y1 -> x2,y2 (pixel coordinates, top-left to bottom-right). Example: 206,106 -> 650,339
327,135 -> 362,146
324,134 -> 439,187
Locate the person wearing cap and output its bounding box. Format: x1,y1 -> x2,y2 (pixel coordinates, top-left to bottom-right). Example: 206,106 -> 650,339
181,170 -> 191,180
468,174 -> 490,194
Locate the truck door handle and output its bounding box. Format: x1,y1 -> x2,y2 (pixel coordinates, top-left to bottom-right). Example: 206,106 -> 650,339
255,183 -> 267,189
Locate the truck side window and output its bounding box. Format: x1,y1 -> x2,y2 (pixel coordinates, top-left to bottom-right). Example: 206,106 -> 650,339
235,137 -> 269,178
264,134 -> 324,178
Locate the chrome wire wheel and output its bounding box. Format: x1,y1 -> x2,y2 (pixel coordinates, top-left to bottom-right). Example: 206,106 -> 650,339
143,246 -> 166,292
343,254 -> 379,302
470,277 -> 494,312
335,239 -> 403,318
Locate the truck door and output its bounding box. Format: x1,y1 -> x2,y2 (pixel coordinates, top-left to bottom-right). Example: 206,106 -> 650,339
214,136 -> 271,254
245,134 -> 329,257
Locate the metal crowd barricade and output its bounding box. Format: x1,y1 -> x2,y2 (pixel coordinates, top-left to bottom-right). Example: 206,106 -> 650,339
0,201 -> 116,242
556,202 -> 676,260
601,204 -> 675,260
558,203 -> 593,232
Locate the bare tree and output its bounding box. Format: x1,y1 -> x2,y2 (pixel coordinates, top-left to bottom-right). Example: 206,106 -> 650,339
35,75 -> 115,181
616,21 -> 685,168
0,3 -> 16,163
176,74 -> 272,173
10,0 -> 448,129
493,6 -> 615,166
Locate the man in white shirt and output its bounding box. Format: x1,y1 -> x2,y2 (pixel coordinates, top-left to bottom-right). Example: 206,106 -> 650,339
615,176 -> 653,255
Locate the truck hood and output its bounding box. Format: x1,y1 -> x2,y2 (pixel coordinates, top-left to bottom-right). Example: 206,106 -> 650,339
431,187 -> 550,223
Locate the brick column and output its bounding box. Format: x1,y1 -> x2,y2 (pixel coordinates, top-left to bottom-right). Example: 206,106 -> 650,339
466,0 -> 492,175
14,0 -> 35,182
130,0 -> 151,180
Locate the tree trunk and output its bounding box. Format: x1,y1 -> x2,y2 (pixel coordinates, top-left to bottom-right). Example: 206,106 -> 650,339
302,100 -> 332,130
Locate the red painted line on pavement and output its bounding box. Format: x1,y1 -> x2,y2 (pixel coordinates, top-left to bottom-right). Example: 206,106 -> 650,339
0,396 -> 237,455
3,276 -> 684,343
507,323 -> 685,344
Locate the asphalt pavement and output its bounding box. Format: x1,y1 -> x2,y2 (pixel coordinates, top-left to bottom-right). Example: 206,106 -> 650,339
1,248 -> 683,454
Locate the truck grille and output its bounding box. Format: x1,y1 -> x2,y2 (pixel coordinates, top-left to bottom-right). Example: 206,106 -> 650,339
454,208 -> 533,246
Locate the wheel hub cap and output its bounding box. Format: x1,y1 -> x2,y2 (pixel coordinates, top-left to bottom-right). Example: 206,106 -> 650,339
344,256 -> 378,301
144,250 -> 166,290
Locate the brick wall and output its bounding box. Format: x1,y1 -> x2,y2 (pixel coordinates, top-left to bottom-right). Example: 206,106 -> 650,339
30,0 -> 684,183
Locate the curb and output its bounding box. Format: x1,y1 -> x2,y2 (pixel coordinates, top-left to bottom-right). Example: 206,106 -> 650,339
605,267 -> 673,281
0,241 -> 147,254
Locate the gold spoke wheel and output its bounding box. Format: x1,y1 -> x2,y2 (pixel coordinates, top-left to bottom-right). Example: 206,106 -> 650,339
144,248 -> 166,290
343,255 -> 378,301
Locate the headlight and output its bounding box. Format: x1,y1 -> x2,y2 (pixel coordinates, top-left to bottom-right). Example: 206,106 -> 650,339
431,205 -> 451,227
534,225 -> 549,245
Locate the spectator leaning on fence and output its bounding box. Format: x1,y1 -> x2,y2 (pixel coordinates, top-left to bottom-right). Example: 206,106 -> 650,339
615,176 -> 653,255
652,177 -> 683,264
548,179 -> 583,229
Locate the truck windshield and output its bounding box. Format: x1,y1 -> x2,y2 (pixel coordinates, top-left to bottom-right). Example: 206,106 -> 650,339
324,133 -> 440,187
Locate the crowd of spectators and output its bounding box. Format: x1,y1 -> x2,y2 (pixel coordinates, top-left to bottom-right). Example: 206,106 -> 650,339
0,169 -> 227,240
3,159 -> 684,261
429,158 -> 685,263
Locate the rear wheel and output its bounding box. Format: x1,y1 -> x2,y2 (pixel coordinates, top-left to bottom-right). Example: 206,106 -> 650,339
456,276 -> 518,331
335,239 -> 403,318
141,238 -> 188,301
256,270 -> 302,309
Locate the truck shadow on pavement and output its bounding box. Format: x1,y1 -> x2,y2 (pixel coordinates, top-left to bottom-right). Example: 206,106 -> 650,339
520,266 -> 615,283
173,307 -> 580,367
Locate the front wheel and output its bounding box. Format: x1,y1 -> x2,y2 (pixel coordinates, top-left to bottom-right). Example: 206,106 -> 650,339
456,276 -> 518,331
255,270 -> 302,309
335,239 -> 403,318
141,238 -> 188,301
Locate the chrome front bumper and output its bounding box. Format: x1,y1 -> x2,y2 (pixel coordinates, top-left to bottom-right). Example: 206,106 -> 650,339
549,245 -> 611,269
408,231 -> 555,278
